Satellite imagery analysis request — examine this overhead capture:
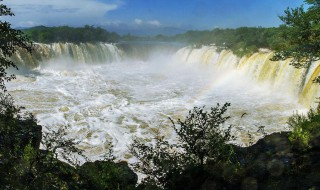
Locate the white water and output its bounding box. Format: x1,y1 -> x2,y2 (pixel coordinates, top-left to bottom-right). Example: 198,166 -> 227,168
7,44 -> 307,163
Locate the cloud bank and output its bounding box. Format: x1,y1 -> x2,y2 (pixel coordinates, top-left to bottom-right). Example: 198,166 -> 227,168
133,18 -> 161,27
3,0 -> 121,27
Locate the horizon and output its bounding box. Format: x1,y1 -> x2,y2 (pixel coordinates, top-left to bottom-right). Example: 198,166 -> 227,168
4,0 -> 305,35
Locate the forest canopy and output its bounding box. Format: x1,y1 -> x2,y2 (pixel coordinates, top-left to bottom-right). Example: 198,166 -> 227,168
23,25 -> 282,57
20,1 -> 320,60
171,27 -> 282,56
23,25 -> 120,43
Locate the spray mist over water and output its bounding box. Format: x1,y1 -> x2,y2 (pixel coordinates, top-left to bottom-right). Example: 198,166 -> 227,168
7,44 -> 306,162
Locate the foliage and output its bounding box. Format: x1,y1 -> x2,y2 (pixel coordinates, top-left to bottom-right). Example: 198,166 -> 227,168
130,103 -> 236,189
0,92 -> 138,189
0,94 -> 83,189
170,103 -> 235,165
79,161 -> 138,190
0,2 -> 138,189
0,1 -> 32,91
172,27 -> 280,56
22,25 -> 283,58
271,0 -> 320,83
23,25 -> 120,43
288,106 -> 320,151
130,136 -> 186,189
0,2 -> 81,188
42,126 -> 86,166
0,94 -> 40,189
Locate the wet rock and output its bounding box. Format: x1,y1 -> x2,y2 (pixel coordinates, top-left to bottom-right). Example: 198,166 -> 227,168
59,106 -> 70,112
74,112 -> 85,121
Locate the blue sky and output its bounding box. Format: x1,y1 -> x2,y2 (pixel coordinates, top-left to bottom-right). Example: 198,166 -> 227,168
3,0 -> 305,35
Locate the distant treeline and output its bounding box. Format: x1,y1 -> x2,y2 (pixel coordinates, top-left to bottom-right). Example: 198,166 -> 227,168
169,27 -> 284,56
24,25 -> 285,56
23,25 -> 120,43
125,27 -> 285,57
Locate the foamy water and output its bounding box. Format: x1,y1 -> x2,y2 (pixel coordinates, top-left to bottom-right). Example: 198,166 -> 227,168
7,52 -> 305,162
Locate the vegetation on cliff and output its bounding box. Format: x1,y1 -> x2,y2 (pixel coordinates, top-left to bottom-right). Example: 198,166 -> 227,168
271,0 -> 320,83
0,1 -> 32,91
128,103 -> 320,189
288,106 -> 320,152
23,25 -> 120,43
0,2 -> 137,189
23,25 -> 282,57
20,0 -> 320,61
172,27 -> 281,56
130,104 -> 236,189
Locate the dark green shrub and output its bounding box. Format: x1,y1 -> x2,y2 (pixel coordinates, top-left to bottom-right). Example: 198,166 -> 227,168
171,103 -> 236,166
288,106 -> 320,151
79,161 -> 138,190
130,103 -> 236,189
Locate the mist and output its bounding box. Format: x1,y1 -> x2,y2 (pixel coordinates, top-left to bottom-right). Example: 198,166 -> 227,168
6,42 -> 308,162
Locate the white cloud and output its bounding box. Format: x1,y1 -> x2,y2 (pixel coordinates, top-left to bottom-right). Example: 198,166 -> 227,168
132,19 -> 161,27
134,19 -> 143,25
100,20 -> 123,27
147,20 -> 161,26
3,0 -> 121,27
18,21 -> 39,27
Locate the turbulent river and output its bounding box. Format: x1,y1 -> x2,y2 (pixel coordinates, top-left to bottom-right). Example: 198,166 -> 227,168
7,42 -> 317,162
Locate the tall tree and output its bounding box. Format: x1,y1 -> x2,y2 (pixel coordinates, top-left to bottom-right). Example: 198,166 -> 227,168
271,0 -> 320,82
0,0 -> 32,91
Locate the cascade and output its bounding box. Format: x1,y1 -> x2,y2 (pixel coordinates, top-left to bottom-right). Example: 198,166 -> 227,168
11,42 -> 123,68
8,43 -> 312,160
174,46 -> 320,107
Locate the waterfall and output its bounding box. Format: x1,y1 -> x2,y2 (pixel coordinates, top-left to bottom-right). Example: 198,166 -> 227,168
11,42 -> 123,68
11,43 -> 320,107
8,43 -> 310,160
174,46 -> 320,107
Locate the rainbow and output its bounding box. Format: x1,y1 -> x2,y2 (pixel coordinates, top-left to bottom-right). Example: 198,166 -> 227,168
174,46 -> 320,108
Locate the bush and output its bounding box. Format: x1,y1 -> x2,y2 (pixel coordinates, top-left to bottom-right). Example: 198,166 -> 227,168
79,161 -> 138,190
288,106 -> 320,151
0,92 -> 138,189
130,103 -> 236,189
0,93 -> 87,189
171,103 -> 236,165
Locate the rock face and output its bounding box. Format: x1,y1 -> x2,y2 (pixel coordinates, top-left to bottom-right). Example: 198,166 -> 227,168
2,113 -> 320,190
0,108 -> 138,189
197,132 -> 320,190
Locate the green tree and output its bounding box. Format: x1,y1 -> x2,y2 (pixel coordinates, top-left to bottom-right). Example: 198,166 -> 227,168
23,25 -> 121,43
130,104 -> 236,189
0,93 -> 87,189
171,103 -> 235,166
0,1 -> 32,91
287,106 -> 320,151
271,0 -> 320,82
130,135 -> 185,189
0,2 -> 139,189
0,2 -> 84,189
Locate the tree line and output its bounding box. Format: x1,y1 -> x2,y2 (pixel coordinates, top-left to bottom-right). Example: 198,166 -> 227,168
23,25 -> 284,57
171,27 -> 283,57
23,25 -> 120,43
